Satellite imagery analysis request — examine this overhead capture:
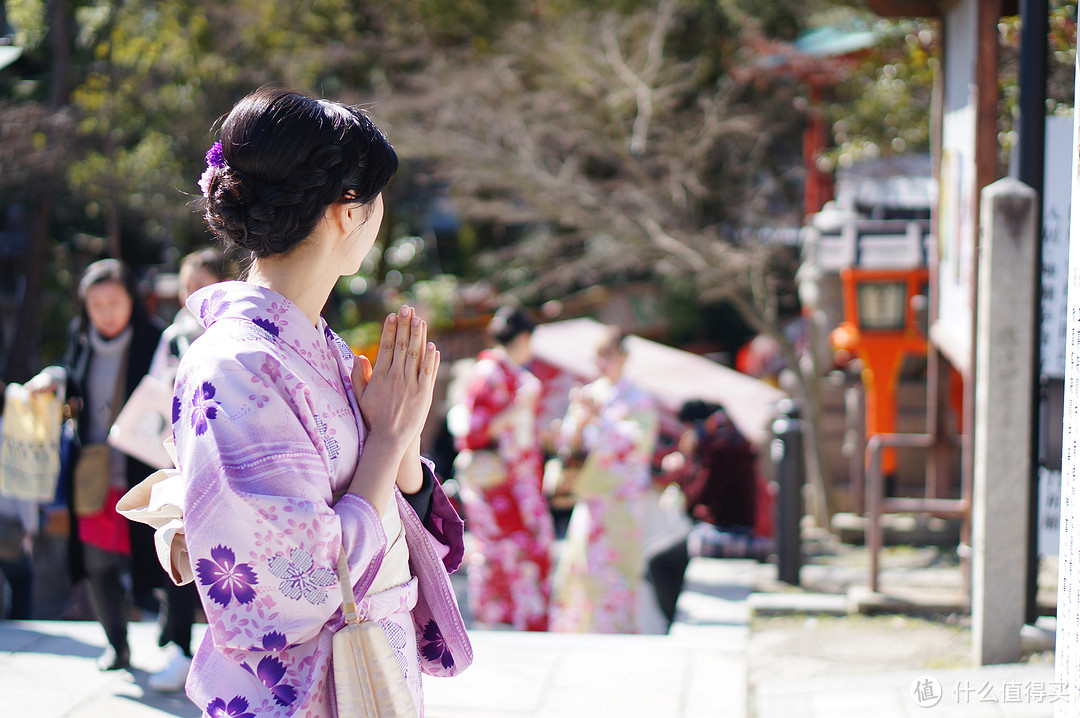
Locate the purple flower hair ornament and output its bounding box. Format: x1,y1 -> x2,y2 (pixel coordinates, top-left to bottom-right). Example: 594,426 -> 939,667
198,140 -> 226,196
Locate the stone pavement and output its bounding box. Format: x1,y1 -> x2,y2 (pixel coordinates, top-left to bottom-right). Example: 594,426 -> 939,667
739,546 -> 1060,718
0,556 -> 1060,717
754,663 -> 1058,718
0,619 -> 746,718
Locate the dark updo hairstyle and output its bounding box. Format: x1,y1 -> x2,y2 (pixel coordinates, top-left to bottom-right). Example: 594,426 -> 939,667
487,306 -> 536,347
677,399 -> 723,425
202,86 -> 399,258
77,258 -> 147,335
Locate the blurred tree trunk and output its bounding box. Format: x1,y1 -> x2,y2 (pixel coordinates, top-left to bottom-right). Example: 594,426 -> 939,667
47,0 -> 71,108
5,0 -> 73,380
6,198 -> 51,382
723,283 -> 832,528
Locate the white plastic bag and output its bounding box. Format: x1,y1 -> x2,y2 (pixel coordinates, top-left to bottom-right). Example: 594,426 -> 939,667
0,383 -> 65,502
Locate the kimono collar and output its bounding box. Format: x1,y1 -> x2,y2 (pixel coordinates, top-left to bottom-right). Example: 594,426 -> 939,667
480,346 -> 521,373
187,281 -> 351,388
596,375 -> 634,403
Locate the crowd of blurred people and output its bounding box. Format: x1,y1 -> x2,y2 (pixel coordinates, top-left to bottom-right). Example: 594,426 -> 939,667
448,306 -> 776,636
0,249 -> 230,689
0,279 -> 777,687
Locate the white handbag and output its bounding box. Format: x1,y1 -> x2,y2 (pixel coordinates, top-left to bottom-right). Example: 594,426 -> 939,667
332,549 -> 416,717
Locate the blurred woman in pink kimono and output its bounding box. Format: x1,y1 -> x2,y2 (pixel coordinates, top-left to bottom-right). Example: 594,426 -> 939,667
171,87 -> 471,718
550,327 -> 659,633
453,307 -> 554,631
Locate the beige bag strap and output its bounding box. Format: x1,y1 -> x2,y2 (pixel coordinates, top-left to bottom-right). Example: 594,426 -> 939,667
336,548 -> 361,626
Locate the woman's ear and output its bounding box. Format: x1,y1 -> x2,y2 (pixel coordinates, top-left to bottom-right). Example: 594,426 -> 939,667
339,197 -> 374,233
328,199 -> 362,238
326,200 -> 350,237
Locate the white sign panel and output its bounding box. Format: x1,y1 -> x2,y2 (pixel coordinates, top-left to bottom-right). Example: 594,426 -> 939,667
1041,114 -> 1075,378
1054,56 -> 1080,717
932,1 -> 978,374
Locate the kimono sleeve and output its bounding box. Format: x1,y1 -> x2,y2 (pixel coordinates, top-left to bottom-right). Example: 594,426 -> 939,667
397,482 -> 473,677
584,389 -> 659,464
173,345 -> 385,655
413,458 -> 465,572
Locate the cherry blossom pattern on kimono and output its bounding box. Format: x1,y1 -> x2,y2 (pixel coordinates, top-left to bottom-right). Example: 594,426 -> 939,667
172,281 -> 471,717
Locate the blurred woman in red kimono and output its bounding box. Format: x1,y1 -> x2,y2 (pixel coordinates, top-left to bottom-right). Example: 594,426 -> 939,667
453,307 -> 554,631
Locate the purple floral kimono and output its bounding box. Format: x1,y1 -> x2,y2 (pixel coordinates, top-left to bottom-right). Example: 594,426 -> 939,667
171,281 -> 471,718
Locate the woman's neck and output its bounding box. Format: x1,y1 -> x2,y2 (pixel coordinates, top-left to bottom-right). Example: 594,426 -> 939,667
89,324 -> 133,354
245,241 -> 337,326
602,368 -> 624,383
487,345 -> 516,368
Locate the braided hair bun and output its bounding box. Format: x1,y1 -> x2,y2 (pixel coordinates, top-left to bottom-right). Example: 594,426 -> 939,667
202,87 -> 398,258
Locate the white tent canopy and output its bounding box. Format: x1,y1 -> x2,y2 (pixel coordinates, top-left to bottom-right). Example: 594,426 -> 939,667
530,317 -> 787,446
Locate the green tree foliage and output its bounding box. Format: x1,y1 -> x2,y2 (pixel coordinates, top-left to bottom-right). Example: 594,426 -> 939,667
0,0 -> 387,372
63,0 -> 387,260
3,0 -> 858,310
997,1 -> 1077,170
3,0 -> 391,260
820,2 -> 1075,174
821,16 -> 938,171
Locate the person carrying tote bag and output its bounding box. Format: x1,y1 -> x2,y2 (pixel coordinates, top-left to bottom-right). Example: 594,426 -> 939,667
27,258 -> 164,671
549,327 -> 660,634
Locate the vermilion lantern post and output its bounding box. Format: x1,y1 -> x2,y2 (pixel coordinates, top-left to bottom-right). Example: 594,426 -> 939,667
834,267 -> 930,478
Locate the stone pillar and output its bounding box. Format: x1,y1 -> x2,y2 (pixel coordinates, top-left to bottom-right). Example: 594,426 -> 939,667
972,177 -> 1038,666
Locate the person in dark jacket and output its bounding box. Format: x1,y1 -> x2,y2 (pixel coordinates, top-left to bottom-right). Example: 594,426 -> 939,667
29,259 -> 164,670
646,400 -> 771,630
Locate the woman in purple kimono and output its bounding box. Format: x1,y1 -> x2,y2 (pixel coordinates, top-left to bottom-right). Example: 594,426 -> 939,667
172,87 -> 471,717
